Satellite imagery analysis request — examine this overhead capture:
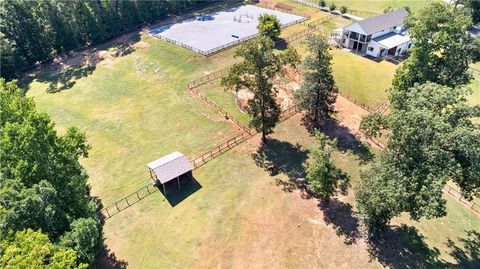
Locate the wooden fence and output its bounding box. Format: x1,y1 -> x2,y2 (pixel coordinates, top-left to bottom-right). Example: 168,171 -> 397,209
188,85 -> 251,133
100,183 -> 158,220
338,91 -> 376,113
444,186 -> 480,215
188,67 -> 231,88
190,131 -> 253,168
303,14 -> 337,28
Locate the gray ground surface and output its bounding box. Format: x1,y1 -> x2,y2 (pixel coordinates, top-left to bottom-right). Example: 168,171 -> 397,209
149,5 -> 305,53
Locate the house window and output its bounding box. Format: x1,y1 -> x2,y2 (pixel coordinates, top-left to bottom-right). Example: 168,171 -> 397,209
368,47 -> 374,52
408,43 -> 412,49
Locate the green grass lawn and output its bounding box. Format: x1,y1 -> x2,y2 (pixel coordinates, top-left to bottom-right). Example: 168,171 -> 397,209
22,2 -> 478,267
26,35 -> 242,205
331,49 -> 396,109
195,79 -> 251,125
101,114 -> 479,268
305,0 -> 432,15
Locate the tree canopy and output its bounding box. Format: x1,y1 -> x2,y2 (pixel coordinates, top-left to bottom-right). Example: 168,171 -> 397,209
257,14 -> 281,41
221,37 -> 299,142
0,0 -> 206,79
295,34 -> 337,126
0,229 -> 87,269
0,79 -> 101,266
392,2 -> 476,102
358,83 -> 480,234
306,133 -> 341,202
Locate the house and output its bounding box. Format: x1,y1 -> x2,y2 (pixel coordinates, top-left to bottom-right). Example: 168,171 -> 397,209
339,8 -> 412,58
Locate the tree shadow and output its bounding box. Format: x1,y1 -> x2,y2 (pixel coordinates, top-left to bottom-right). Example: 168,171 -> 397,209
252,138 -> 309,181
318,118 -> 374,164
274,37 -> 288,50
93,243 -> 128,269
318,198 -> 360,245
155,174 -> 202,207
19,33 -> 140,93
446,230 -> 480,268
367,224 -> 444,269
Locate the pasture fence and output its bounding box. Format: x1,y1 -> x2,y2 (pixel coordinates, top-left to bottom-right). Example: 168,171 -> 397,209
469,67 -> 480,77
338,91 -> 376,113
303,14 -> 337,28
188,67 -> 232,88
293,0 -> 380,19
190,131 -> 253,168
188,85 -> 251,133
151,15 -> 308,57
444,186 -> 480,215
374,100 -> 390,114
100,183 -> 158,220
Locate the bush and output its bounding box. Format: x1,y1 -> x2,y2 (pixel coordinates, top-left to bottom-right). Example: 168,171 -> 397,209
340,6 -> 347,14
319,0 -> 326,7
329,2 -> 336,12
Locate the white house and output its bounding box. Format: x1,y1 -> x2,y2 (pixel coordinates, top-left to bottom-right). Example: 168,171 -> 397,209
339,8 -> 412,58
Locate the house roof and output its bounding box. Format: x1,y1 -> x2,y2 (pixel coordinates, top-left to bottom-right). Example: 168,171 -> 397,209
372,31 -> 411,49
356,8 -> 409,35
147,151 -> 192,184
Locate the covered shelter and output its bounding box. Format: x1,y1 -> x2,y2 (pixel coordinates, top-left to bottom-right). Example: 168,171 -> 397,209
147,151 -> 193,194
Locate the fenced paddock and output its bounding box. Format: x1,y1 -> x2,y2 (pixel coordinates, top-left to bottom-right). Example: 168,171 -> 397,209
149,5 -> 306,56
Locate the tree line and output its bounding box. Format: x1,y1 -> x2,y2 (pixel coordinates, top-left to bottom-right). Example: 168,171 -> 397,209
0,0 -> 210,79
0,79 -> 101,267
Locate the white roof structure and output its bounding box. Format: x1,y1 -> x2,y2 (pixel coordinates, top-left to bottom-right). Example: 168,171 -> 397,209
372,32 -> 410,49
147,151 -> 192,184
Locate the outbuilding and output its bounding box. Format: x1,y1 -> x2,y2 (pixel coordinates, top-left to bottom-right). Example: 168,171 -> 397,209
147,151 -> 193,194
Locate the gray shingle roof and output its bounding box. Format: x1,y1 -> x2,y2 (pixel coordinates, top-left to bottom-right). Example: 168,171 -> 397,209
357,8 -> 409,35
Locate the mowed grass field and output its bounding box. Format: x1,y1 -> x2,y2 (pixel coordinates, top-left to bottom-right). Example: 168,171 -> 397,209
26,35 -> 243,205
23,1 -> 479,268
305,0 -> 432,15
102,114 -> 480,268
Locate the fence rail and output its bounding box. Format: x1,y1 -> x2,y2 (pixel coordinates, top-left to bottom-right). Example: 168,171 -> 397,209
444,186 -> 480,215
188,85 -> 251,133
150,14 -> 308,57
190,131 -> 253,168
100,183 -> 158,220
338,91 -> 376,113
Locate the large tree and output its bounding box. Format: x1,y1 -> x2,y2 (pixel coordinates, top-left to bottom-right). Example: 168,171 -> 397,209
0,79 -> 102,265
392,2 -> 475,104
221,37 -> 299,142
358,82 -> 480,234
0,229 -> 87,269
257,14 -> 281,41
295,34 -> 337,126
306,133 -> 341,202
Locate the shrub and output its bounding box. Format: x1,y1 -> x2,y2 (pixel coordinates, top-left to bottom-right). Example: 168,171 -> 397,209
319,0 -> 326,7
329,2 -> 336,12
340,6 -> 347,14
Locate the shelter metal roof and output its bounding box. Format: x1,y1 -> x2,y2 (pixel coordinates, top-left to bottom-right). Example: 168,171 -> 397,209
147,151 -> 192,184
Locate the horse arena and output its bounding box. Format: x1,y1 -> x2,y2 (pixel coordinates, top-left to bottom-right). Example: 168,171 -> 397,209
149,5 -> 306,55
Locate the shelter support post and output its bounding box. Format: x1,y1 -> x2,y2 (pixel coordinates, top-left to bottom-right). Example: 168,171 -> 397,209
163,183 -> 166,195
177,176 -> 180,189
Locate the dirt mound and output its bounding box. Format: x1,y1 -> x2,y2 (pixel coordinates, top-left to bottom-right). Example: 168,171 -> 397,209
236,81 -> 296,113
132,41 -> 150,50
